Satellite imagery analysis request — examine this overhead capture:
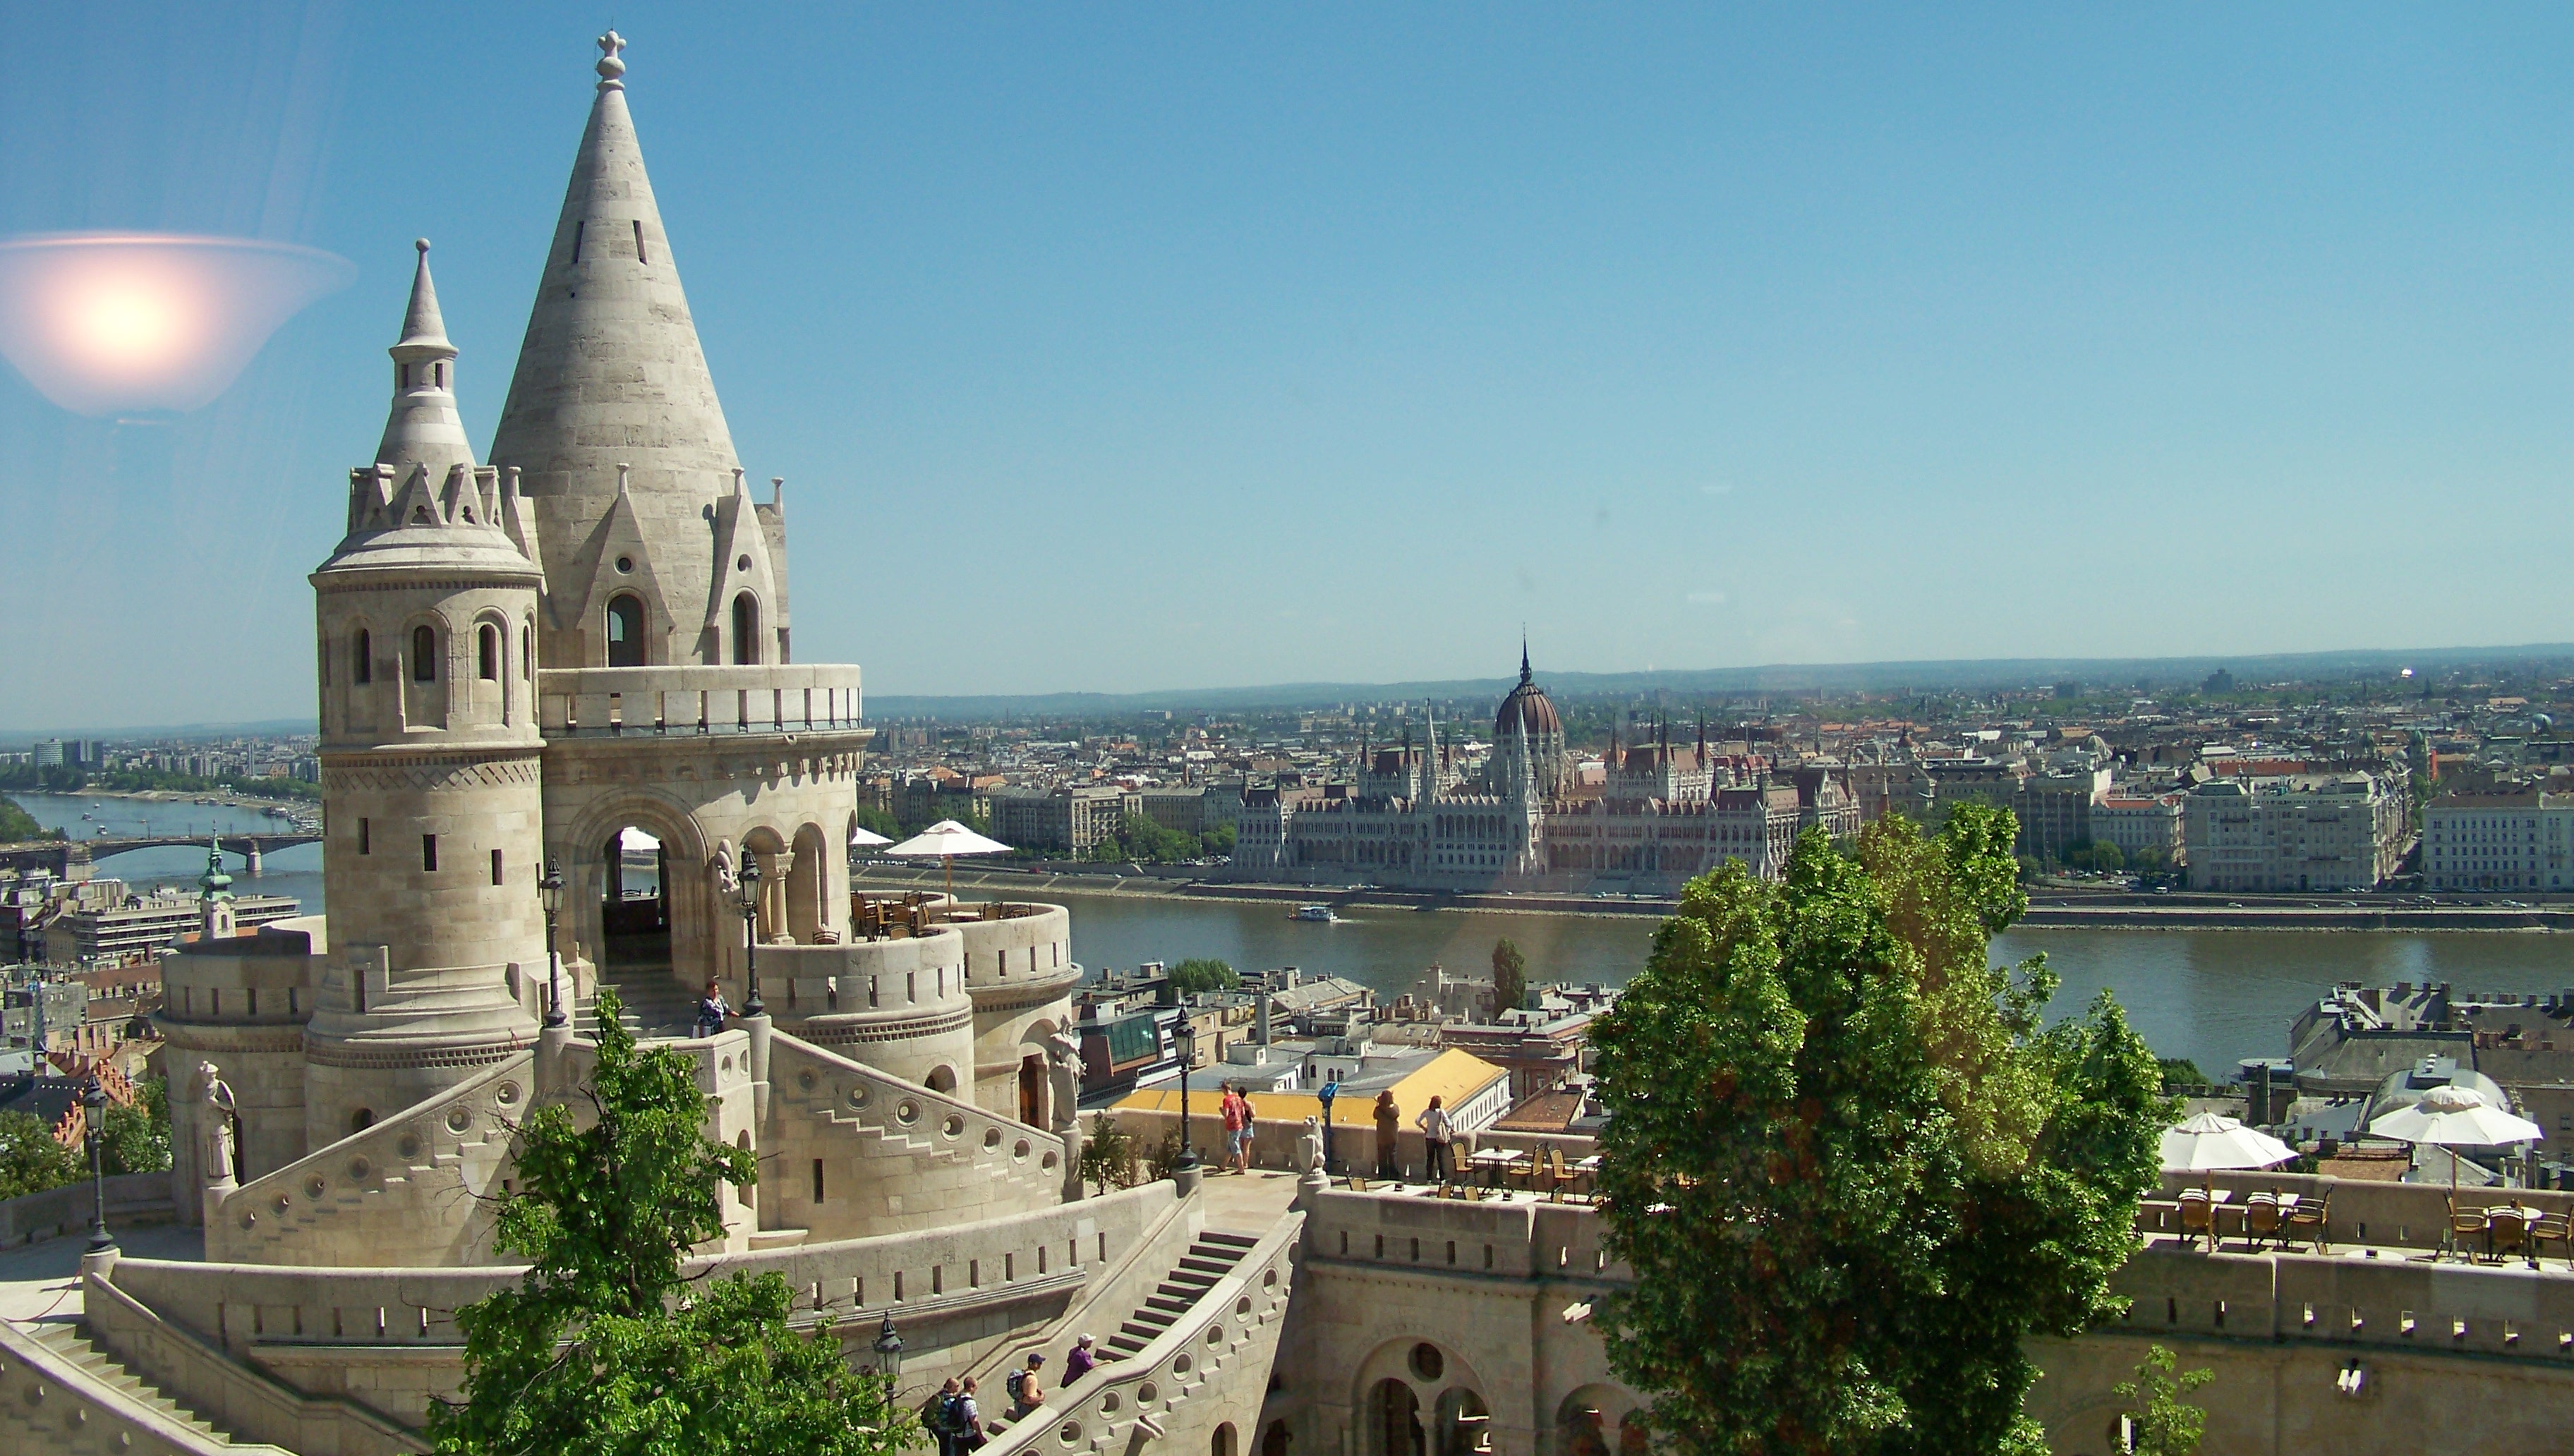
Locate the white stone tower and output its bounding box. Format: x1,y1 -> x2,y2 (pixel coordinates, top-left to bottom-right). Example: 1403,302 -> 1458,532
306,241 -> 546,1148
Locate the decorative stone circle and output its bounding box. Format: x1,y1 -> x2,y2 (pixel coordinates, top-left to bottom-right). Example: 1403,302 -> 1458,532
1236,1296 -> 1253,1316
274,1193 -> 292,1213
1041,1151 -> 1058,1171
942,1115 -> 963,1139
1172,1354 -> 1192,1376
1100,1393 -> 1120,1414
446,1108 -> 473,1133
1057,1422 -> 1081,1447
896,1101 -> 919,1124
797,1070 -> 817,1091
238,1211 -> 257,1230
984,1127 -> 1001,1150
306,1175 -> 327,1200
1207,1325 -> 1223,1346
497,1082 -> 521,1105
1013,1139 -> 1032,1163
1262,1270 -> 1277,1290
397,1134 -> 421,1161
1137,1381 -> 1158,1405
848,1086 -> 869,1109
720,1055 -> 733,1074
349,1156 -> 372,1181
1409,1343 -> 1443,1381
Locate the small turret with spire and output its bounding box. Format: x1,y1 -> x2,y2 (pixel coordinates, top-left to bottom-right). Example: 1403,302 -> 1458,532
198,839 -> 236,942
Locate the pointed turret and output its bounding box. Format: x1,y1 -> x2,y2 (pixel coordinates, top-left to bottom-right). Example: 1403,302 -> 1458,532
375,239 -> 476,481
489,32 -> 757,669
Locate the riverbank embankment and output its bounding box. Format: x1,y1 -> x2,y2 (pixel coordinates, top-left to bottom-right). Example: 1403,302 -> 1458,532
852,866 -> 2574,931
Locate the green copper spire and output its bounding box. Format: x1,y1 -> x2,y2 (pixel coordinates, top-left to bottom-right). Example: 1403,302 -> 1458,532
200,839 -> 233,898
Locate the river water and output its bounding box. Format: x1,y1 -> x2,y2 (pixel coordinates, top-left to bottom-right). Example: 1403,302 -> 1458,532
20,790 -> 2570,1074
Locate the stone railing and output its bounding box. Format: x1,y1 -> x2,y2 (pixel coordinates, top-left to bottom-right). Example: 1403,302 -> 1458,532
0,1171 -> 174,1249
107,1182 -> 1183,1426
1299,1186 -> 1630,1284
537,663 -> 865,739
80,1263 -> 427,1455
206,1053 -> 536,1267
2111,1239 -> 2574,1362
0,1311 -> 254,1456
980,1208 -> 1303,1456
762,1032 -> 1068,1241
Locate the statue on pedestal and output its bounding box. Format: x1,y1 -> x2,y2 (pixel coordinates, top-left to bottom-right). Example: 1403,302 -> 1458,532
200,1062 -> 238,1189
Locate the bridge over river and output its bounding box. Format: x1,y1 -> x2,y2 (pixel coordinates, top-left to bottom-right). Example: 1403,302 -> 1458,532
0,832 -> 320,880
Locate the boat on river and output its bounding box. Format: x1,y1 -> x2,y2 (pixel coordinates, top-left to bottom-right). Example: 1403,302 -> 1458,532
1288,904 -> 1341,923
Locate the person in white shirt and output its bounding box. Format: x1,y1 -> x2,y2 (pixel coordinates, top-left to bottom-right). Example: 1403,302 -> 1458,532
1415,1096 -> 1454,1182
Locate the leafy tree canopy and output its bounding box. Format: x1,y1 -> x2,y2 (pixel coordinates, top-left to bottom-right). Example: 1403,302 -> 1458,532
2114,1345 -> 2213,1456
1589,803 -> 2168,1456
1168,959 -> 1240,994
430,994 -> 912,1456
0,796 -> 57,842
0,1109 -> 82,1201
102,1075 -> 171,1177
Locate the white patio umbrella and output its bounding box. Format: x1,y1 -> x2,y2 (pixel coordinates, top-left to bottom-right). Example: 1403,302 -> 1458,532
848,825 -> 893,849
2367,1084 -> 2544,1210
883,819 -> 1013,899
2161,1112 -> 2296,1250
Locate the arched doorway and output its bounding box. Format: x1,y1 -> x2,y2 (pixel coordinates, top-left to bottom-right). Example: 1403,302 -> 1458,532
606,594 -> 646,667
788,823 -> 830,943
1019,1053 -> 1046,1126
1212,1424 -> 1238,1456
1372,1380 -> 1423,1456
601,825 -> 670,969
1259,1422 -> 1291,1456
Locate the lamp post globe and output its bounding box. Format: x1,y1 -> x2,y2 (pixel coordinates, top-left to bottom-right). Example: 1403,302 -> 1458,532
81,1075 -> 114,1254
538,858 -> 567,1029
872,1314 -> 905,1385
739,854 -> 765,1017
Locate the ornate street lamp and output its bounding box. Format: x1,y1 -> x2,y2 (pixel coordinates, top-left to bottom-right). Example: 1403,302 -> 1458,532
871,1313 -> 905,1385
81,1075 -> 114,1254
538,858 -> 567,1029
739,854 -> 766,1017
1173,1016 -> 1199,1172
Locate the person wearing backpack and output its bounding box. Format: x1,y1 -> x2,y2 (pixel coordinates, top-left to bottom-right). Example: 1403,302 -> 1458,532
1007,1352 -> 1046,1414
928,1378 -> 963,1456
953,1376 -> 986,1451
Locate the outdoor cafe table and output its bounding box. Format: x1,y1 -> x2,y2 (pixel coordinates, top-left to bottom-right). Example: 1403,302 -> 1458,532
1468,1147 -> 1530,1187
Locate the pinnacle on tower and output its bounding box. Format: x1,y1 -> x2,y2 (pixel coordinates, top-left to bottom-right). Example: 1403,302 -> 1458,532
374,238 -> 477,480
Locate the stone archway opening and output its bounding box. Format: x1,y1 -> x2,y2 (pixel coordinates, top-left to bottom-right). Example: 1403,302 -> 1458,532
788,823 -> 830,944
1372,1379 -> 1423,1456
601,825 -> 670,970
1018,1052 -> 1046,1127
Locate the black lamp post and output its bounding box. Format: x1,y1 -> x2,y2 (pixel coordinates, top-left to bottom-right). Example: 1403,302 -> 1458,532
82,1075 -> 113,1254
1173,1016 -> 1199,1171
739,854 -> 766,1017
538,858 -> 567,1029
871,1313 -> 905,1385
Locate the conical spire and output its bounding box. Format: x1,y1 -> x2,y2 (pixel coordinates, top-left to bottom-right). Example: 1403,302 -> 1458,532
491,32 -> 749,665
375,238 -> 476,479
1520,633 -> 1533,686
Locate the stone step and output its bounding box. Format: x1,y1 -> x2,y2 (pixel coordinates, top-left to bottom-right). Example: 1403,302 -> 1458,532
32,1323 -> 270,1448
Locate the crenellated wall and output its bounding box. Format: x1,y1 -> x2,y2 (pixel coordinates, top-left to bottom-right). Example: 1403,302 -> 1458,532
942,900 -> 1080,1124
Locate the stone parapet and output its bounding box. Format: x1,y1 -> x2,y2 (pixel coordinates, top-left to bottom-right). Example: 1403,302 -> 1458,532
537,663 -> 864,739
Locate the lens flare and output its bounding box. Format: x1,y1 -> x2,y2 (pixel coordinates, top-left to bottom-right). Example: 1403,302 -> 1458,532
0,233 -> 356,416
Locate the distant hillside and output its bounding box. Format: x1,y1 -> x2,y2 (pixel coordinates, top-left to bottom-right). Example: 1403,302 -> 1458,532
867,642 -> 2574,720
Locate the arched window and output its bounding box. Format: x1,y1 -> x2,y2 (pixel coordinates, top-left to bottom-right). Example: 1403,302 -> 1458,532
521,622 -> 533,677
731,593 -> 761,665
478,624 -> 500,680
354,630 -> 373,684
606,595 -> 646,667
411,625 -> 437,682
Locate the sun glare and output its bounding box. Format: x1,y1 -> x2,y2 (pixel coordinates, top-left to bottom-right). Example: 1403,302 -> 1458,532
0,233 -> 354,416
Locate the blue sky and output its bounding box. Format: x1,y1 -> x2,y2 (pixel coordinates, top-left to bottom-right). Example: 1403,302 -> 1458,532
4,4 -> 2573,730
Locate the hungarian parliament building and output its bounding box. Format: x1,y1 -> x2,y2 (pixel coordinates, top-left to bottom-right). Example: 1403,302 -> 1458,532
1231,649 -> 1861,894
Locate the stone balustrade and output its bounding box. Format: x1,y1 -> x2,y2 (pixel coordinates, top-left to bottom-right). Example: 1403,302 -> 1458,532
982,1209 -> 1303,1456
2113,1240 -> 2574,1362
536,664 -> 864,739
1300,1187 -> 1631,1285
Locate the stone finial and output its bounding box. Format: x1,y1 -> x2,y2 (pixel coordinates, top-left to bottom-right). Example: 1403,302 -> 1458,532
596,30 -> 627,87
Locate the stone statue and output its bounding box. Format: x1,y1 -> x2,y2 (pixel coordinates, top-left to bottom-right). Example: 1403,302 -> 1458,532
711,838 -> 738,897
200,1062 -> 238,1188
1044,1026 -> 1082,1133
1298,1115 -> 1325,1176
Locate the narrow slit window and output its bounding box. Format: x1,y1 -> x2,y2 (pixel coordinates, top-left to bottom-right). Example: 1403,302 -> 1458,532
478,624 -> 500,680
358,818 -> 370,855
491,849 -> 504,886
354,630 -> 373,684
572,220 -> 585,265
411,625 -> 437,681
633,219 -> 648,263
423,835 -> 439,873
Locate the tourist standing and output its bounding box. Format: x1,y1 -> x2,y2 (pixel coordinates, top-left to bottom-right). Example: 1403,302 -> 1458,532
1065,1332 -> 1099,1381
1416,1095 -> 1454,1183
1374,1091 -> 1402,1178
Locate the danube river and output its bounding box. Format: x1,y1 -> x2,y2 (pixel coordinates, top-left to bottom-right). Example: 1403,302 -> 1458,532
22,790 -> 2573,1075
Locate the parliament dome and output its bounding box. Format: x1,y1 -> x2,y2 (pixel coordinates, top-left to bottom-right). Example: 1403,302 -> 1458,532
1493,644 -> 1561,741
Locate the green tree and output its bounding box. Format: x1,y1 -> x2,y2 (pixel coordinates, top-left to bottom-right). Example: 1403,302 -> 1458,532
430,993 -> 910,1456
1077,1112 -> 1137,1195
1204,823 -> 1237,855
1490,938 -> 1528,1017
100,1076 -> 172,1177
0,1110 -> 82,1200
0,796 -> 58,842
1588,804 -> 2168,1456
853,806 -> 902,844
1168,959 -> 1240,995
2113,1345 -> 2214,1456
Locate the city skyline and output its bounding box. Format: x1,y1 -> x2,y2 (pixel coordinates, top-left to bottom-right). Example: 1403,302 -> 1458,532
8,6 -> 2574,732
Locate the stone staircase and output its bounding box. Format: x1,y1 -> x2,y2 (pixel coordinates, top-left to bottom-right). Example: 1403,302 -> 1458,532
24,1320 -> 289,1453
984,1228 -> 1260,1437
576,971 -> 699,1040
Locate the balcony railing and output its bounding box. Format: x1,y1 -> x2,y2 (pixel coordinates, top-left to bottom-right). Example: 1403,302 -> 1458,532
538,665 -> 864,739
